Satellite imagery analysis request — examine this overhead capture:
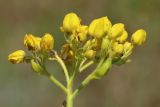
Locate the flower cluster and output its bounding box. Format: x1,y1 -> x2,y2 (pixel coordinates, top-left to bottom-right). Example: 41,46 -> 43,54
8,12 -> 147,107
60,12 -> 146,78
8,12 -> 146,78
8,33 -> 54,75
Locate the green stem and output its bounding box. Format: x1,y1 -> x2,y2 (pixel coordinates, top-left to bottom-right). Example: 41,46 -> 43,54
55,52 -> 70,83
66,79 -> 73,107
79,58 -> 87,68
72,72 -> 95,99
79,60 -> 94,72
48,75 -> 67,94
73,58 -> 112,98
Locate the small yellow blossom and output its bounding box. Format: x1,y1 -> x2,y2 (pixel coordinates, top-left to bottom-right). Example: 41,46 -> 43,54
40,33 -> 54,51
75,25 -> 88,42
116,30 -> 128,43
88,17 -> 112,38
109,23 -> 124,39
131,29 -> 147,45
24,34 -> 41,51
62,12 -> 81,33
112,42 -> 124,54
84,50 -> 96,59
8,50 -> 26,64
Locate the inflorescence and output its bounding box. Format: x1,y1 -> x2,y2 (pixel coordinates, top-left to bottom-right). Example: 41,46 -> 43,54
8,12 -> 147,107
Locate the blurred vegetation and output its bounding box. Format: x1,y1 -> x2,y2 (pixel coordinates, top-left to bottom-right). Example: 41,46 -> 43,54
0,0 -> 160,107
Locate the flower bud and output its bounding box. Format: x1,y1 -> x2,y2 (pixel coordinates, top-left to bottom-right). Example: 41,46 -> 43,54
91,39 -> 99,49
88,17 -> 112,38
31,59 -> 48,75
112,42 -> 124,54
24,34 -> 41,51
40,33 -> 54,51
62,12 -> 81,33
83,40 -> 92,49
109,23 -> 124,39
8,50 -> 26,64
131,29 -> 147,45
76,25 -> 88,42
101,37 -> 110,50
84,50 -> 96,59
123,42 -> 133,53
116,30 -> 128,43
114,42 -> 133,65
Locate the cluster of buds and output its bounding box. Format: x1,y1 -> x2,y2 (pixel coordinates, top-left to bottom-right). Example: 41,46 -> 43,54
60,12 -> 146,78
8,12 -> 147,107
8,33 -> 54,75
8,12 -> 146,78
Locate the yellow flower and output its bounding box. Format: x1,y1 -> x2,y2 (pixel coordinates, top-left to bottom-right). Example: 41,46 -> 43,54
88,17 -> 112,38
8,50 -> 26,64
109,23 -> 125,39
40,33 -> 54,51
84,50 -> 96,59
131,29 -> 147,45
24,34 -> 41,51
62,12 -> 81,33
112,42 -> 124,54
75,25 -> 88,42
116,30 -> 128,43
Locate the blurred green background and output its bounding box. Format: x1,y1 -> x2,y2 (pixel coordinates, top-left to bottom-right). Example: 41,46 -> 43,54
0,0 -> 160,107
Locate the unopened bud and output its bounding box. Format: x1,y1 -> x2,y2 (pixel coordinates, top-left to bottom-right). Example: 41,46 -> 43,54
109,23 -> 124,39
31,59 -> 48,75
131,29 -> 147,45
116,30 -> 128,43
8,50 -> 26,64
76,25 -> 88,42
124,42 -> 133,53
112,42 -> 124,54
84,50 -> 96,59
62,12 -> 81,33
88,17 -> 112,38
40,33 -> 54,51
24,34 -> 41,51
